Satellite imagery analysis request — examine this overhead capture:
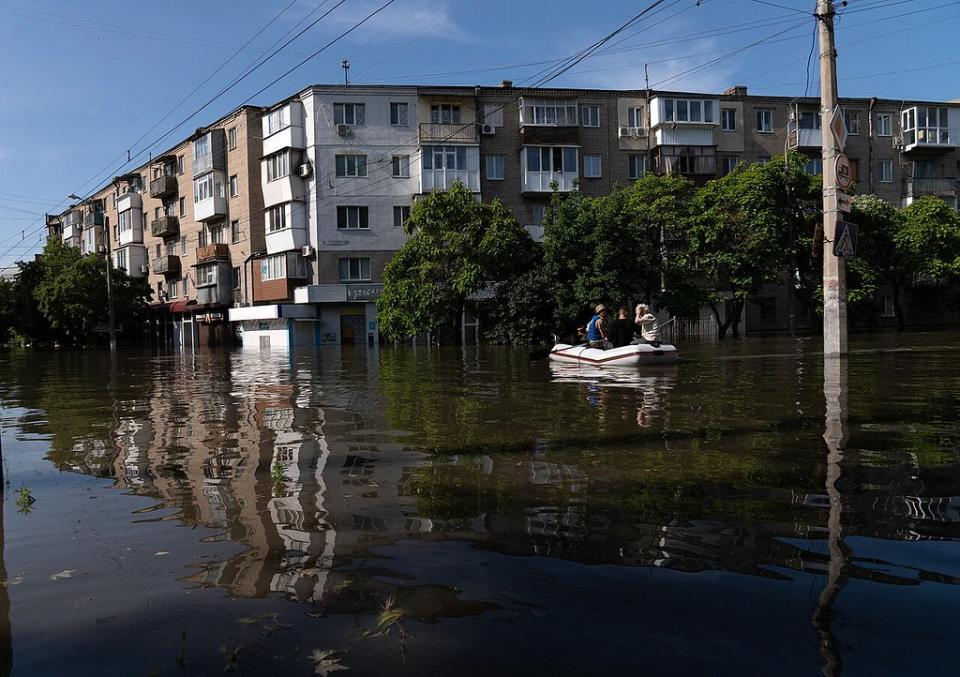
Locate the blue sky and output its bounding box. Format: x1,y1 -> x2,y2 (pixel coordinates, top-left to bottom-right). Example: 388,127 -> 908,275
1,0 -> 958,268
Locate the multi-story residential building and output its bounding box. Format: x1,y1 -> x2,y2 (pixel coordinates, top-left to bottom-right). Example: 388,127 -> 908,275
47,83 -> 960,346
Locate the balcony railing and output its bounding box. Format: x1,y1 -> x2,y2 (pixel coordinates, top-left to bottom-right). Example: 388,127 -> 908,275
418,122 -> 478,144
152,255 -> 181,277
522,170 -> 577,193
196,243 -> 230,263
83,211 -> 104,227
151,215 -> 180,239
905,177 -> 958,197
149,175 -> 178,199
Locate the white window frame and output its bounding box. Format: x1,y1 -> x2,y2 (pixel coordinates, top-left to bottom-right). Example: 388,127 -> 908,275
393,205 -> 410,228
231,219 -> 240,243
228,126 -> 238,150
524,146 -> 578,174
628,154 -> 647,180
391,155 -> 410,178
876,113 -> 892,137
196,264 -> 217,287
193,173 -> 222,203
430,104 -> 461,124
583,153 -> 602,178
334,103 -> 365,126
266,106 -> 288,135
663,98 -> 716,124
265,150 -> 290,182
627,106 -> 644,129
720,156 -> 739,176
266,205 -> 287,233
485,155 -> 505,180
337,205 -> 369,230
756,109 -> 774,133
193,134 -> 209,160
335,154 -> 368,178
844,111 -> 860,136
338,257 -> 371,282
879,159 -> 893,183
721,108 -> 736,131
521,98 -> 578,127
260,253 -> 287,281
229,174 -> 238,197
581,105 -> 600,128
422,145 -> 469,170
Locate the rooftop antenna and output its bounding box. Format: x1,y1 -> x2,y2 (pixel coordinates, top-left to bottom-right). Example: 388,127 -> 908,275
342,59 -> 350,86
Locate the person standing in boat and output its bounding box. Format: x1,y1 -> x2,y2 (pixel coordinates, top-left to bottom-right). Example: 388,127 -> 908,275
634,303 -> 661,347
609,306 -> 634,348
586,304 -> 609,348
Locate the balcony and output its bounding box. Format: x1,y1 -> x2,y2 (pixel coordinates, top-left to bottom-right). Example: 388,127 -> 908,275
420,168 -> 481,193
787,124 -> 821,149
901,106 -> 958,152
191,129 -> 225,176
116,191 -> 142,213
196,243 -> 230,263
418,122 -> 478,144
83,211 -> 104,227
149,175 -> 178,199
194,195 -> 227,222
152,255 -> 181,277
904,177 -> 957,199
522,170 -> 577,193
151,215 -> 179,238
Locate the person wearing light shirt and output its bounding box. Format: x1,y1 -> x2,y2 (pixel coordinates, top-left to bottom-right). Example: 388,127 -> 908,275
634,303 -> 661,346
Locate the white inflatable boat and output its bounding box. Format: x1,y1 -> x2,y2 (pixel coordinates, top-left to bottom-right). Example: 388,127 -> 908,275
549,341 -> 679,366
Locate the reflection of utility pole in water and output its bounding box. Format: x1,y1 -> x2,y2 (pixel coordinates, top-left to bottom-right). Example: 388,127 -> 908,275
0,403 -> 12,677
813,358 -> 849,676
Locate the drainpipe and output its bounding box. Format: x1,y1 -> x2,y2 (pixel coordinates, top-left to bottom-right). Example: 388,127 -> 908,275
868,97 -> 876,193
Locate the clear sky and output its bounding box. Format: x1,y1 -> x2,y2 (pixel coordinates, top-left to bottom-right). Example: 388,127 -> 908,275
1,0 -> 958,268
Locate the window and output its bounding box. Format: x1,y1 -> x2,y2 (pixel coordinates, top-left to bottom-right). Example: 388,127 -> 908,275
581,105 -> 600,128
522,98 -> 578,126
583,154 -> 602,178
180,236 -> 187,255
844,111 -> 859,135
757,156 -> 771,165
804,158 -> 823,175
115,248 -> 127,271
334,103 -> 364,126
193,134 -> 209,159
166,240 -> 175,256
233,266 -> 241,289
183,276 -> 189,297
532,204 -> 546,227
118,209 -> 133,233
177,155 -> 184,175
798,111 -> 820,129
721,108 -> 736,131
265,150 -> 290,181
229,175 -> 238,197
391,155 -> 410,178
337,206 -> 369,230
260,254 -> 286,281
720,156 -> 739,176
876,113 -> 892,137
879,159 -> 893,183
335,154 -> 367,178
209,223 -> 224,245
155,243 -> 161,258
422,145 -> 469,170
142,212 -> 147,229
169,277 -> 179,299
393,205 -> 410,228
154,207 -> 161,220
338,257 -> 370,281
525,146 -> 578,173
266,106 -> 288,135
231,220 -> 240,243
881,295 -> 895,317
266,205 -> 287,233
628,154 -> 647,180
196,264 -> 216,287
198,228 -> 207,248
430,104 -> 460,124
228,126 -> 237,150
390,102 -> 408,126
627,106 -> 644,129
486,155 -> 505,180
179,197 -> 186,216
756,109 -> 773,133
663,98 -> 716,123
193,173 -> 223,203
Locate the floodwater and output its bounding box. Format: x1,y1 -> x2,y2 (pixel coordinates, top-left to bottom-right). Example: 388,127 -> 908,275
0,333 -> 958,676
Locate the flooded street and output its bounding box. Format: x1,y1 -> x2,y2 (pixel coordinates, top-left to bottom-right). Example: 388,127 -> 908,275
0,333 -> 959,676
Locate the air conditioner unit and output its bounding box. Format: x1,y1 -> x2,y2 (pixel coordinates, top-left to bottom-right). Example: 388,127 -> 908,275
481,124 -> 496,135
336,124 -> 351,137
140,264 -> 149,274
620,126 -> 631,137
298,162 -> 313,178
301,245 -> 315,258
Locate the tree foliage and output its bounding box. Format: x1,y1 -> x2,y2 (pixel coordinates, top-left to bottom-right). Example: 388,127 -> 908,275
378,183 -> 534,342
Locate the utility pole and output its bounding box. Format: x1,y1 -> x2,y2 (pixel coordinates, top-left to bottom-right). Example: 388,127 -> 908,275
818,0 -> 847,356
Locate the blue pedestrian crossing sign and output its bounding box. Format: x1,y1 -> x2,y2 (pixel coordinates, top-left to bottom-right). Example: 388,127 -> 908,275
833,221 -> 858,258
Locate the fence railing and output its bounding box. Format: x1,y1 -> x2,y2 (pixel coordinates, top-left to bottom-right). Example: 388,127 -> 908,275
661,316 -> 718,342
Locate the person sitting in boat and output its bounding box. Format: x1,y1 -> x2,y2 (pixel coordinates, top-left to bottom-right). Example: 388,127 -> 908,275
608,306 -> 634,348
586,304 -> 609,348
634,303 -> 661,347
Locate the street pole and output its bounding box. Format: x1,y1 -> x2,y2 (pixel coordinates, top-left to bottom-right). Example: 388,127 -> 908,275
818,0 -> 847,356
104,215 -> 117,352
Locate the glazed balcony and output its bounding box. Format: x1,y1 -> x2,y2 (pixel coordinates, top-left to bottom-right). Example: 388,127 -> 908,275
901,106 -> 959,152
149,175 -> 178,199
83,211 -> 104,227
151,215 -> 180,238
152,255 -> 181,277
196,243 -> 230,263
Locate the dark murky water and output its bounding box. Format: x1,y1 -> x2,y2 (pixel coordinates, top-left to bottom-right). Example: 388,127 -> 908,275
0,333 -> 958,675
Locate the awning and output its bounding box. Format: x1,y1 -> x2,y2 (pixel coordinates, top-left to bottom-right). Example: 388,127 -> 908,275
169,299 -> 198,314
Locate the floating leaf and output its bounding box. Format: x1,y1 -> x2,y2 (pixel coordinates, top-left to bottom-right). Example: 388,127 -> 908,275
310,649 -> 349,676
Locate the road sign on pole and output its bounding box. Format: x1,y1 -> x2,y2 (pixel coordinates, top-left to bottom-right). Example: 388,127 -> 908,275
836,191 -> 852,213
830,105 -> 848,151
835,154 -> 852,190
833,221 -> 857,258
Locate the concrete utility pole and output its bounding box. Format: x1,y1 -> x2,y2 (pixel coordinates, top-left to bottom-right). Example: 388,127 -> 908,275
818,0 -> 847,356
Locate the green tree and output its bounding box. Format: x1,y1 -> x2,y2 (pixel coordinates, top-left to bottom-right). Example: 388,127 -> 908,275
378,182 -> 534,342
898,196 -> 960,280
0,277 -> 13,344
682,154 -> 819,338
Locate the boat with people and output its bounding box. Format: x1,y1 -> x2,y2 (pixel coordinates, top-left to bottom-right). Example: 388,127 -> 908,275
548,341 -> 679,366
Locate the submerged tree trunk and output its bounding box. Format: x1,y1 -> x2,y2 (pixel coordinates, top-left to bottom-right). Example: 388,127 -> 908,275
709,303 -> 728,340
893,282 -> 905,332
730,299 -> 745,339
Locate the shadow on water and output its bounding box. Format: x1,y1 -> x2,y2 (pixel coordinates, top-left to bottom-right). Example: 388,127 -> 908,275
0,335 -> 958,674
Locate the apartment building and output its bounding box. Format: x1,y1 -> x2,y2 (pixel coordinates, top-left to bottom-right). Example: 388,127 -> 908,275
47,82 -> 960,347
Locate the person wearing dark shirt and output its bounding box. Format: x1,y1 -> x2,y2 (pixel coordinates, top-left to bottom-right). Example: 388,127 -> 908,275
608,306 -> 634,348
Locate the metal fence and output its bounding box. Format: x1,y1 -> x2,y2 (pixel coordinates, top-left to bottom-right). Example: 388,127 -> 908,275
661,316 -> 718,342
